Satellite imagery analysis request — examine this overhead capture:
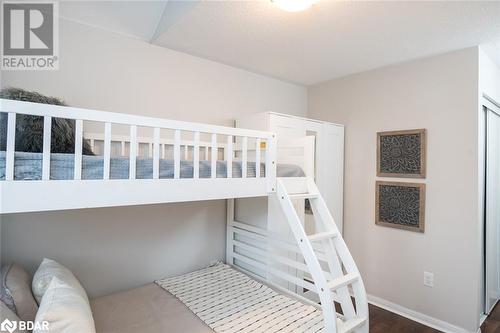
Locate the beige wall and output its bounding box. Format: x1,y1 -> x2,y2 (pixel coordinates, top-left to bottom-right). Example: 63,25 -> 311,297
308,48 -> 480,332
0,19 -> 307,298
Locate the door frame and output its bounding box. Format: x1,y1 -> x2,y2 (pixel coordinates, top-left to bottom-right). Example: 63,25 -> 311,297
482,96 -> 500,316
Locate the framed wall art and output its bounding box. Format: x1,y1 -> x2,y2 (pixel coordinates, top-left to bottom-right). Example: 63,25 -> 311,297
377,129 -> 426,178
375,181 -> 425,233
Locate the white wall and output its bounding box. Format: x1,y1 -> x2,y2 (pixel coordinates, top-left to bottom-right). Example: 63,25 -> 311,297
308,48 -> 481,332
480,46 -> 500,105
0,19 -> 307,298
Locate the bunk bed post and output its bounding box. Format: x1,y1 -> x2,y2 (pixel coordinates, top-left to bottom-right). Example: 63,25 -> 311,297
193,132 -> 200,179
129,125 -> 137,179
153,128 -> 160,179
103,122 -> 112,180
5,112 -> 16,181
42,116 -> 52,180
74,119 -> 83,180
174,130 -> 181,179
226,135 -> 233,178
211,133 -> 217,178
226,199 -> 235,265
241,136 -> 248,178
121,140 -> 126,156
266,134 -> 277,192
255,138 -> 261,178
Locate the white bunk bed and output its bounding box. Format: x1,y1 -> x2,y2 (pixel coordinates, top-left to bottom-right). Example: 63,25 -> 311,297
0,98 -> 368,333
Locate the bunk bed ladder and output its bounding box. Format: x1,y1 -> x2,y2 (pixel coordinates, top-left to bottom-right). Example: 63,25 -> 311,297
276,178 -> 369,333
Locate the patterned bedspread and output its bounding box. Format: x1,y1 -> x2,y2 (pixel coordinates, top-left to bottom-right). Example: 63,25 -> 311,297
156,263 -> 325,333
0,151 -> 304,180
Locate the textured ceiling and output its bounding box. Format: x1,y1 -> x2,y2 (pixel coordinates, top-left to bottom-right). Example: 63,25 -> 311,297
60,1 -> 500,85
60,1 -> 167,41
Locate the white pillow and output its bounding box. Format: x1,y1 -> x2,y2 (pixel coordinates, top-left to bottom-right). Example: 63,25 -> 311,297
34,277 -> 95,333
32,258 -> 87,305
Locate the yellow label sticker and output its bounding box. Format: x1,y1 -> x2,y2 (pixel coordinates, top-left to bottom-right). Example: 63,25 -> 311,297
260,141 -> 267,149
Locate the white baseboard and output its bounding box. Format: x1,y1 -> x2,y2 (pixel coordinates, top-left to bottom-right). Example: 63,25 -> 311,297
367,294 -> 477,333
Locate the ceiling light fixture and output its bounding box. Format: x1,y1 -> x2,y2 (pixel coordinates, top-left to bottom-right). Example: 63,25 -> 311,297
272,0 -> 315,12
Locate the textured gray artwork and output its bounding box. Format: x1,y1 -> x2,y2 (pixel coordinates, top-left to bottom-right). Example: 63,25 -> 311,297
376,182 -> 425,232
377,129 -> 426,178
379,185 -> 419,226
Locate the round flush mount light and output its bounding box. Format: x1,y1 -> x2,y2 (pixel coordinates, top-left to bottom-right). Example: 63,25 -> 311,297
272,0 -> 315,12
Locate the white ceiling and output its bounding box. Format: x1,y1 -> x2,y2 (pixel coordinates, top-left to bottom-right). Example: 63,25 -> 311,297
60,1 -> 500,85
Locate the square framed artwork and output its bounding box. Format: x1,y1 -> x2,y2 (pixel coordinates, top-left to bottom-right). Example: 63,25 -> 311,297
377,129 -> 427,178
375,181 -> 425,233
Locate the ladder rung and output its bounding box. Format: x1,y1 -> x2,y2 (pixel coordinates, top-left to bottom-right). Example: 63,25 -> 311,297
288,193 -> 319,200
337,316 -> 367,333
308,231 -> 338,242
327,272 -> 359,291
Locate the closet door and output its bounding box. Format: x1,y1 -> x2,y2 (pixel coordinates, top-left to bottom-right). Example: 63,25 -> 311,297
486,107 -> 500,314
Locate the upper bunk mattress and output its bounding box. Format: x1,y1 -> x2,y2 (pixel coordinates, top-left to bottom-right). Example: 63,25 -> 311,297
0,152 -> 304,180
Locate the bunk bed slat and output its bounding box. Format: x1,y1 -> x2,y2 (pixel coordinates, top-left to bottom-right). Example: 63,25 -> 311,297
42,116 -> 52,180
255,138 -> 261,178
211,133 -> 217,178
129,125 -> 137,179
174,130 -> 181,179
242,136 -> 248,178
5,113 -> 16,181
103,122 -> 112,180
153,127 -> 160,179
193,132 -> 200,179
227,136 -> 233,178
74,119 -> 83,180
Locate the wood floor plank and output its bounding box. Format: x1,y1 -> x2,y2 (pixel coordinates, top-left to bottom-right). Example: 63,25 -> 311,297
368,304 -> 442,333
481,302 -> 500,333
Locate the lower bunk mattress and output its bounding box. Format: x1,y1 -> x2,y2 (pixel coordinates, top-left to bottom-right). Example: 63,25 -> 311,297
91,263 -> 325,333
0,151 -> 304,180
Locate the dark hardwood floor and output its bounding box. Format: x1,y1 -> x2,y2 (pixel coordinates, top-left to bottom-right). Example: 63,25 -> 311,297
481,302 -> 500,333
368,304 -> 442,333
369,301 -> 500,333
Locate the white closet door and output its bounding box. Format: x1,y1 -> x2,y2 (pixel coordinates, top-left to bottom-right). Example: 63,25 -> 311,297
486,107 -> 500,314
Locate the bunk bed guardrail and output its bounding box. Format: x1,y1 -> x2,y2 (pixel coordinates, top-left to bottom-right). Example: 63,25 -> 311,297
0,99 -> 277,213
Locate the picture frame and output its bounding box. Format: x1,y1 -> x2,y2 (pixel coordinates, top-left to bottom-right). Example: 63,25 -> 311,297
377,129 -> 427,178
375,181 -> 425,233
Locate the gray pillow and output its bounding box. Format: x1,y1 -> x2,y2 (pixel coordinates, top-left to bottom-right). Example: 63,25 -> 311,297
0,301 -> 28,333
0,263 -> 38,322
1,265 -> 17,313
